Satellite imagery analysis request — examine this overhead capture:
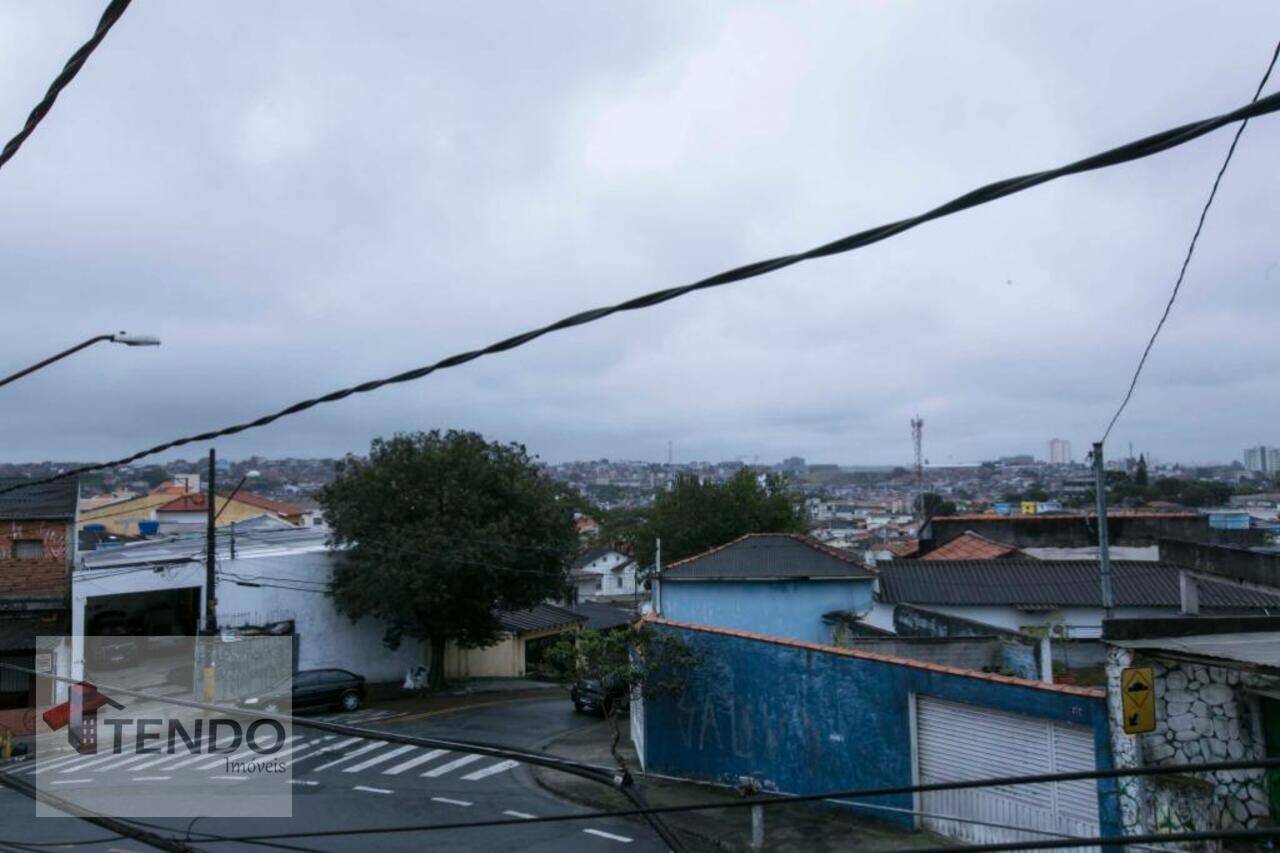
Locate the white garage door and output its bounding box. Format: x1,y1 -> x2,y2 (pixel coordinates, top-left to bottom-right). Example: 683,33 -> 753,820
915,696 -> 1100,847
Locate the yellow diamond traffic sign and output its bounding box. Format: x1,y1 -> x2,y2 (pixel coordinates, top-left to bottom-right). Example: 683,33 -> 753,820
1121,666 -> 1156,734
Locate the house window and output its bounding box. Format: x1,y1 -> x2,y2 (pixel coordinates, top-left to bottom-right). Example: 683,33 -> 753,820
12,540 -> 43,560
594,579 -> 602,592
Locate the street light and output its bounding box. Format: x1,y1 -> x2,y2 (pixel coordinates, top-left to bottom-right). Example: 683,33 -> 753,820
0,331 -> 161,389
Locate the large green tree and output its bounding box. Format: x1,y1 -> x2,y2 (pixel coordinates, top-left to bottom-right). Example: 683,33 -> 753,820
606,469 -> 805,569
321,431 -> 578,689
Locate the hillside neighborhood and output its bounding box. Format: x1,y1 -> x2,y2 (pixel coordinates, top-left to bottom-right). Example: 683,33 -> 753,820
3,455 -> 1280,848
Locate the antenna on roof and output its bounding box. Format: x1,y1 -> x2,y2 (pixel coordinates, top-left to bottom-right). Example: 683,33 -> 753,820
911,415 -> 924,519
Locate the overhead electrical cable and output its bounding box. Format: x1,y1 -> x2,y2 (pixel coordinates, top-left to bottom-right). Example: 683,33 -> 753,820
0,0 -> 133,173
1101,39 -> 1280,442
3,90 -> 1280,499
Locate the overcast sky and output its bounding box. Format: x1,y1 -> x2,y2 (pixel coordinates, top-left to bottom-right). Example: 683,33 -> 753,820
1,2 -> 1278,468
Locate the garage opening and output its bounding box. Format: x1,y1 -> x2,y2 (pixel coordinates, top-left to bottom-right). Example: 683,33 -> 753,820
915,695 -> 1100,847
83,588 -> 200,679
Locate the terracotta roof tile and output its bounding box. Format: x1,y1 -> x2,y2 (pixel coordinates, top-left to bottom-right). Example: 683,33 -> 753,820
921,531 -> 1021,561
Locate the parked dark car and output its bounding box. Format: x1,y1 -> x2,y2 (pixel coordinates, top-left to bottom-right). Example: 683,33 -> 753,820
240,669 -> 366,715
571,677 -> 629,716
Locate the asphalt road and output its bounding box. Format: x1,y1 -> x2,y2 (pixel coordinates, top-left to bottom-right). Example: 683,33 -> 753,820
0,696 -> 666,852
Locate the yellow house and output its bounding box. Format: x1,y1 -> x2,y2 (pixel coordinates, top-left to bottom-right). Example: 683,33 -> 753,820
80,488 -> 306,535
444,604 -> 585,679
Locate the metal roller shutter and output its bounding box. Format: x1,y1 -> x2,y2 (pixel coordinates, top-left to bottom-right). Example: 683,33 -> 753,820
916,696 -> 1100,847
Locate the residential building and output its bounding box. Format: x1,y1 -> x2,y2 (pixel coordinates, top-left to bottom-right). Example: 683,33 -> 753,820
75,526 -> 423,685
861,559 -> 1280,647
0,477 -> 79,735
636,615 -> 1115,846
653,534 -> 876,643
1048,438 -> 1072,465
80,487 -> 307,539
569,547 -> 638,602
1244,445 -> 1280,475
444,604 -> 585,679
1103,614 -> 1280,834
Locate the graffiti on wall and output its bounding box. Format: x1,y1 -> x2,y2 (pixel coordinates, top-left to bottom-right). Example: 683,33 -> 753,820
0,521 -> 69,561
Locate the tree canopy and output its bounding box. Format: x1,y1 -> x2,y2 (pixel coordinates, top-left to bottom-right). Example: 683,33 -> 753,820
602,469 -> 805,569
320,430 -> 579,688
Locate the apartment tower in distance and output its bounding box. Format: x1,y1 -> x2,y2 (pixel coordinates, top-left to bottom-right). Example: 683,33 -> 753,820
1048,438 -> 1072,465
1244,445 -> 1280,474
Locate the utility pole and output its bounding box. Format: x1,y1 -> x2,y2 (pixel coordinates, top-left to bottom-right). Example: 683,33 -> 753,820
1092,441 -> 1114,618
654,538 -> 662,615
205,448 -> 217,633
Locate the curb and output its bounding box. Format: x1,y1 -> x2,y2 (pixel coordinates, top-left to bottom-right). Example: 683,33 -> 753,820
529,724 -> 732,852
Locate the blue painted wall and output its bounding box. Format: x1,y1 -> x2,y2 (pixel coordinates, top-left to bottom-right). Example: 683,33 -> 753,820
658,579 -> 872,644
643,623 -> 1120,837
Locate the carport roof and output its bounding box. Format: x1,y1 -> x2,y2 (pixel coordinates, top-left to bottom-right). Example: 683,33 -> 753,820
495,603 -> 585,635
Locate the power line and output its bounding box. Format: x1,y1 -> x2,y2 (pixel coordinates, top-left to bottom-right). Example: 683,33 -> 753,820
4,90 -> 1280,499
1101,39 -> 1280,442
199,756 -> 1280,844
0,0 -> 133,173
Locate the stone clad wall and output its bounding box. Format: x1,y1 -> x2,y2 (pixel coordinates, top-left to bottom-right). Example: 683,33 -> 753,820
1107,646 -> 1276,836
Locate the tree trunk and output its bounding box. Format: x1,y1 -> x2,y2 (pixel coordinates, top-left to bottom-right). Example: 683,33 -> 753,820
428,635 -> 447,691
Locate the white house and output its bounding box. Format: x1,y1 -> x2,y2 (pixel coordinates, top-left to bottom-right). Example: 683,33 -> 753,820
74,526 -> 423,685
569,547 -> 638,601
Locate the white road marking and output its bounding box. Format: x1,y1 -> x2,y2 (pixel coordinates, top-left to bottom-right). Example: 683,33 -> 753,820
461,759 -> 519,781
290,780 -> 319,786
503,810 -> 536,819
196,736 -> 304,771
382,748 -> 447,775
290,736 -> 362,764
54,753 -> 119,774
343,744 -> 414,773
147,734 -> 238,770
352,785 -> 393,795
583,829 -> 633,843
130,776 -> 172,782
88,753 -> 159,773
311,741 -> 381,772
210,775 -> 249,782
23,752 -> 91,774
421,753 -> 483,778
49,778 -> 94,785
430,796 -> 472,807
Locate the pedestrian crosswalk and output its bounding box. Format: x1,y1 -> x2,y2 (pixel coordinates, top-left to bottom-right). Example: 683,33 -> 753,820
3,734 -> 523,790
312,708 -> 406,724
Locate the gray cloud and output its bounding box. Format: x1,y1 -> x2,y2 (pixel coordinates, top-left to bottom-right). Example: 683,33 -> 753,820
1,1 -> 1277,467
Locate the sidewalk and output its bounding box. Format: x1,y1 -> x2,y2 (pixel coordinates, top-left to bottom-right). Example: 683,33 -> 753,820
532,717 -> 952,852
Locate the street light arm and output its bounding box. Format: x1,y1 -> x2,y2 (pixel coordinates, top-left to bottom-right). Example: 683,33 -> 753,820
0,335 -> 115,389
0,332 -> 160,389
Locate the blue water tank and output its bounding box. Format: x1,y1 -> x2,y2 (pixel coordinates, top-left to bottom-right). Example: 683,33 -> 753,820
138,520 -> 160,536
83,523 -> 106,533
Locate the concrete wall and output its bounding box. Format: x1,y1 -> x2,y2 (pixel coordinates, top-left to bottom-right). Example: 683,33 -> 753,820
642,619 -> 1118,834
658,578 -> 872,644
1106,645 -> 1278,835
72,549 -> 424,685
1159,538 -> 1280,589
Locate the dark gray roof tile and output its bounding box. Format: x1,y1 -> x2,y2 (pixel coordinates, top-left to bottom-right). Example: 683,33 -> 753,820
877,560 -> 1280,609
662,534 -> 873,581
